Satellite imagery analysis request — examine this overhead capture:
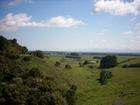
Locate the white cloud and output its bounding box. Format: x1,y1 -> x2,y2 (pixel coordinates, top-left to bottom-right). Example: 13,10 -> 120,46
123,31 -> 133,35
0,13 -> 84,32
8,0 -> 32,6
93,0 -> 140,15
97,29 -> 108,35
123,22 -> 140,36
47,16 -> 84,27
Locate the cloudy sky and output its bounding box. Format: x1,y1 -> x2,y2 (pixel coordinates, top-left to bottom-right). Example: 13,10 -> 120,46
0,0 -> 140,52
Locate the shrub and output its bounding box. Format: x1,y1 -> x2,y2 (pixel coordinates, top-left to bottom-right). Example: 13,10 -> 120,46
0,36 -> 78,105
6,53 -> 20,60
22,56 -> 31,61
65,64 -> 72,69
99,70 -> 113,85
55,61 -> 61,67
65,85 -> 77,105
83,60 -> 88,66
31,50 -> 44,58
88,65 -> 94,69
28,68 -> 42,78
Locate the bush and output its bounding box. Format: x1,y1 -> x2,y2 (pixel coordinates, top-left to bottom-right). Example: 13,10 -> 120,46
66,85 -> 77,105
88,65 -> 94,69
99,70 -> 113,85
65,64 -> 72,69
28,68 -> 42,78
22,56 -> 31,61
83,60 -> 88,66
0,36 -> 78,105
6,53 -> 20,60
55,61 -> 61,67
31,50 -> 44,58
100,55 -> 117,68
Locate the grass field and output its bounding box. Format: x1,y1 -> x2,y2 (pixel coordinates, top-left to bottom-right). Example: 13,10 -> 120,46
24,55 -> 140,105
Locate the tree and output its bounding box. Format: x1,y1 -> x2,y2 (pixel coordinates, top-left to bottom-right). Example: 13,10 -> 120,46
99,70 -> 113,85
100,55 -> 117,68
31,50 -> 44,58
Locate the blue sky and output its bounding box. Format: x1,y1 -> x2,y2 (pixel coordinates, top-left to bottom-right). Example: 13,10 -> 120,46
0,0 -> 140,52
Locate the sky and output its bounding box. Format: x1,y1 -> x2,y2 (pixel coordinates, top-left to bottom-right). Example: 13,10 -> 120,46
0,0 -> 140,52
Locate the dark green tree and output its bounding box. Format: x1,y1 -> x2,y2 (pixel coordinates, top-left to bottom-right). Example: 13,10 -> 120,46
99,70 -> 113,85
100,55 -> 117,68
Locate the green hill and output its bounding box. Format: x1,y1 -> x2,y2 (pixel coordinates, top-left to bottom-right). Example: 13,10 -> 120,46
0,36 -> 28,54
0,36 -> 140,105
26,55 -> 140,105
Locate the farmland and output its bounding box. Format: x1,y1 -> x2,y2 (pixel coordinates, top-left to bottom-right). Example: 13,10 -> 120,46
25,53 -> 140,105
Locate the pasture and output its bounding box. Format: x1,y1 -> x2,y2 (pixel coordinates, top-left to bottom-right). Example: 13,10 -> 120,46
25,54 -> 140,105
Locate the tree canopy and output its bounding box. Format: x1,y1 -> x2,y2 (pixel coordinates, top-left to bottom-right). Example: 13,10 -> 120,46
100,55 -> 117,68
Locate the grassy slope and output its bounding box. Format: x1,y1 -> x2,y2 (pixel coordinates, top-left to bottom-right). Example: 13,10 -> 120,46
25,55 -> 140,105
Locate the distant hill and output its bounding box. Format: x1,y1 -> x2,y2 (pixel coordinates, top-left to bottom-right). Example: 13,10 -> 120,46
0,35 -> 28,54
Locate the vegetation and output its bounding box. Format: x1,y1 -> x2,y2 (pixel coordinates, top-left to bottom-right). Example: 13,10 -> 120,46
66,53 -> 81,59
65,64 -> 72,69
31,50 -> 44,58
100,55 -> 117,68
0,36 -> 28,54
22,56 -> 31,61
55,61 -> 61,67
99,70 -> 113,85
0,36 -> 77,105
122,63 -> 140,68
0,36 -> 140,105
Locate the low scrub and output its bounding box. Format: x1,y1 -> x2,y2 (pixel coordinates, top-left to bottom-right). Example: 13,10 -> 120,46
65,64 -> 72,69
22,56 -> 31,61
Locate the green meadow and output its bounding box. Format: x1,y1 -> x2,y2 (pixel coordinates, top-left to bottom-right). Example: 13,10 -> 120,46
25,55 -> 140,105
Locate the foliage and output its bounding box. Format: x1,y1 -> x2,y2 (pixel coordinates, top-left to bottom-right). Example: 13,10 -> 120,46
122,63 -> 140,68
6,53 -> 20,60
99,70 -> 113,85
83,60 -> 88,66
65,53 -> 81,59
31,50 -> 44,58
88,65 -> 94,69
65,85 -> 77,105
0,55 -> 76,105
0,36 -> 77,105
22,56 -> 31,61
65,64 -> 72,69
0,35 -> 28,54
100,55 -> 117,68
55,61 -> 61,67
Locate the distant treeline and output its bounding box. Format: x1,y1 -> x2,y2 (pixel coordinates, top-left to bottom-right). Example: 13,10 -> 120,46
65,53 -> 81,59
44,51 -> 140,56
122,63 -> 140,68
